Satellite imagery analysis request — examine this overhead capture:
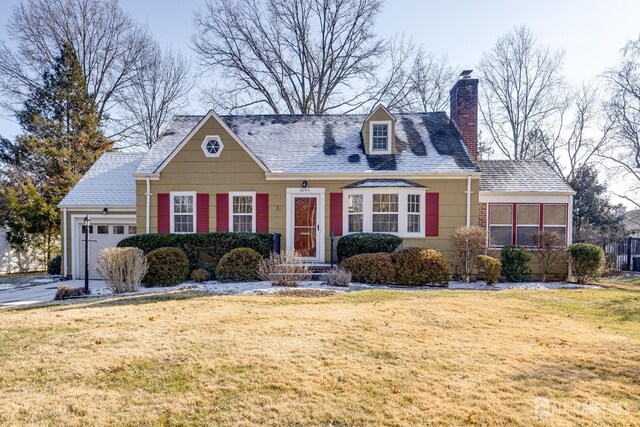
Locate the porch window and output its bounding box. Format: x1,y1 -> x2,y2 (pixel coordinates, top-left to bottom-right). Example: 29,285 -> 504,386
516,205 -> 540,246
543,204 -> 567,244
171,192 -> 196,233
348,194 -> 363,233
230,192 -> 255,232
489,204 -> 512,247
372,194 -> 399,232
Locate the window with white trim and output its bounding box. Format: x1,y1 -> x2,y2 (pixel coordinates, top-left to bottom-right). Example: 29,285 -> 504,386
347,194 -> 363,233
369,121 -> 392,154
171,192 -> 196,233
516,204 -> 540,246
487,203 -> 568,247
343,190 -> 424,237
230,192 -> 255,232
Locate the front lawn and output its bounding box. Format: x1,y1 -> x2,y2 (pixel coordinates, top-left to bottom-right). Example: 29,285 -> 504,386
0,288 -> 638,426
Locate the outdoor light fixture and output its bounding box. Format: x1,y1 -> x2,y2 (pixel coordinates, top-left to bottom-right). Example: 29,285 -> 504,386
83,215 -> 92,295
302,180 -> 308,188
102,207 -> 108,215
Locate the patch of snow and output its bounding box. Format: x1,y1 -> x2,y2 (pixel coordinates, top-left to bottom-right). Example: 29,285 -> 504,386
32,278 -> 58,284
0,284 -> 13,291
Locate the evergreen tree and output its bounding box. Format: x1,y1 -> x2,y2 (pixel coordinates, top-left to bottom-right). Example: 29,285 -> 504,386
569,165 -> 625,243
0,43 -> 112,262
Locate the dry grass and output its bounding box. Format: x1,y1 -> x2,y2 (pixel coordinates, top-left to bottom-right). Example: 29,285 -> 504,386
0,288 -> 639,426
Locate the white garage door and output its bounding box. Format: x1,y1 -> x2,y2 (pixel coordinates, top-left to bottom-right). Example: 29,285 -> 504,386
77,222 -> 137,280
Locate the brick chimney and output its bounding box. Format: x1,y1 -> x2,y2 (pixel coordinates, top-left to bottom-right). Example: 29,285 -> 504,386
450,70 -> 479,160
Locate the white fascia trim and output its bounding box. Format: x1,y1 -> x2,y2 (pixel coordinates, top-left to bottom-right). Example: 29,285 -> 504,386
480,193 -> 573,204
368,120 -> 393,155
364,104 -> 397,123
266,172 -> 482,181
228,191 -> 257,233
153,110 -> 270,175
57,205 -> 136,211
342,188 -> 426,239
479,191 -> 576,196
134,174 -> 160,180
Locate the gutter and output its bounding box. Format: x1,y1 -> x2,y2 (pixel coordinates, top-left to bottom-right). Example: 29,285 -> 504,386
466,175 -> 472,227
62,208 -> 67,277
145,177 -> 151,234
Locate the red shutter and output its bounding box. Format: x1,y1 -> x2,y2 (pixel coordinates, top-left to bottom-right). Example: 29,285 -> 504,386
197,193 -> 209,233
256,194 -> 269,233
330,192 -> 343,236
157,193 -> 170,234
216,193 -> 229,232
425,192 -> 439,237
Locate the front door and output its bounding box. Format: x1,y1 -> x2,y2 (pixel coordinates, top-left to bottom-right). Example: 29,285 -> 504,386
294,196 -> 318,258
287,189 -> 325,262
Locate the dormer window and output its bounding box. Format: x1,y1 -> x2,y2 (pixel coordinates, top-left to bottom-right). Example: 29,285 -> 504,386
369,121 -> 392,154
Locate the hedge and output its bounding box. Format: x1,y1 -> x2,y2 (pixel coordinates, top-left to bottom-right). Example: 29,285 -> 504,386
568,243 -> 605,284
336,233 -> 402,262
392,247 -> 449,286
118,232 -> 273,276
500,245 -> 531,282
143,247 -> 190,287
216,248 -> 263,281
340,253 -> 395,284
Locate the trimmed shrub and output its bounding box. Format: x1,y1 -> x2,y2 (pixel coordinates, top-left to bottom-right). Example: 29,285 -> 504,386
568,243 -> 605,284
259,251 -> 311,286
336,233 -> 402,262
143,247 -> 189,287
392,247 -> 449,287
96,247 -> 147,293
476,255 -> 501,285
48,255 -> 62,275
321,267 -> 352,287
340,253 -> 395,284
216,248 -> 263,281
530,231 -> 565,282
118,232 -> 273,276
54,285 -> 85,300
500,245 -> 532,282
450,226 -> 486,282
190,268 -> 210,283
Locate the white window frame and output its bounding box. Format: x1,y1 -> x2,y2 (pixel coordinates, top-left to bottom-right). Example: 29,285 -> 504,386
201,135 -> 224,158
342,189 -> 425,238
368,120 -> 392,154
542,203 -> 568,246
229,191 -> 256,233
170,191 -> 197,234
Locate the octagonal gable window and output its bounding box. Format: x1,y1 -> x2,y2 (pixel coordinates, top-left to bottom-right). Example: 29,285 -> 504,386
201,135 -> 224,157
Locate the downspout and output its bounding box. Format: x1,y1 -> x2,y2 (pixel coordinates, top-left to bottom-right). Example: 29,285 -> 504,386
465,175 -> 472,227
145,177 -> 151,234
567,194 -> 574,281
62,208 -> 67,277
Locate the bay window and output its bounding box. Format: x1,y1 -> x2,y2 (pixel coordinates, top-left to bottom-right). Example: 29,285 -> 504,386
171,192 -> 196,233
230,192 -> 255,232
343,190 -> 424,237
488,203 -> 568,247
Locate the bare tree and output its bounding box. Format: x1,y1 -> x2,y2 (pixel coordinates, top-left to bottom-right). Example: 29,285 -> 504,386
478,26 -> 565,160
116,44 -> 194,149
0,0 -> 152,135
193,0 -> 390,115
602,37 -> 640,208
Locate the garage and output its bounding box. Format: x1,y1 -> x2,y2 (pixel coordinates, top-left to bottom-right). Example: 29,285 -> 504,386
76,219 -> 137,280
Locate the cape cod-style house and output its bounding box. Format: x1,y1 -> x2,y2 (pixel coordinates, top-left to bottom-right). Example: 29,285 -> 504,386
58,71 -> 574,279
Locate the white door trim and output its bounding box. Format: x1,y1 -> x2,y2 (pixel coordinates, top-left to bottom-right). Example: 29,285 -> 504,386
285,188 -> 325,262
71,214 -> 136,279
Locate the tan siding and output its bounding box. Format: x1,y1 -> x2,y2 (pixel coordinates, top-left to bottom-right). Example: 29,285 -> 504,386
362,107 -> 396,154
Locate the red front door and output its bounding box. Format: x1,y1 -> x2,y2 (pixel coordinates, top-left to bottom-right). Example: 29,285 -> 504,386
293,196 -> 318,258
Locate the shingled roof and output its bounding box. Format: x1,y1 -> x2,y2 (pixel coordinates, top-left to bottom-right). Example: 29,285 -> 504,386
136,112 -> 480,175
58,152 -> 145,208
478,160 -> 574,193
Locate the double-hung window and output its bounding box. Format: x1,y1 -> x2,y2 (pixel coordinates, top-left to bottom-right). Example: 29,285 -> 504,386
543,204 -> 567,245
230,192 -> 255,232
171,192 -> 196,233
516,205 -> 540,246
488,204 -> 513,247
369,121 -> 392,154
343,190 -> 424,237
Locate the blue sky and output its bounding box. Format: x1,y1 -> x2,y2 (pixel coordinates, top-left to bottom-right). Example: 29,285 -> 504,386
1,0 -> 639,139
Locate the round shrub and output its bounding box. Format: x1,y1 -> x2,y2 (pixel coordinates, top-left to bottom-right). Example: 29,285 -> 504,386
190,268 -> 210,283
568,243 -> 605,284
392,247 -> 449,286
340,253 -> 395,284
476,255 -> 501,285
47,255 -> 62,275
216,247 -> 263,281
336,233 -> 402,262
143,247 -> 189,287
500,245 -> 531,282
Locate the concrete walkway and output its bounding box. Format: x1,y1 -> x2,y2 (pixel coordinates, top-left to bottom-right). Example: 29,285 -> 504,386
0,279 -> 105,307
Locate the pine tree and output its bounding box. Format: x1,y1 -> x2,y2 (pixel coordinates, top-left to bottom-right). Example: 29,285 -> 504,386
0,42 -> 112,262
